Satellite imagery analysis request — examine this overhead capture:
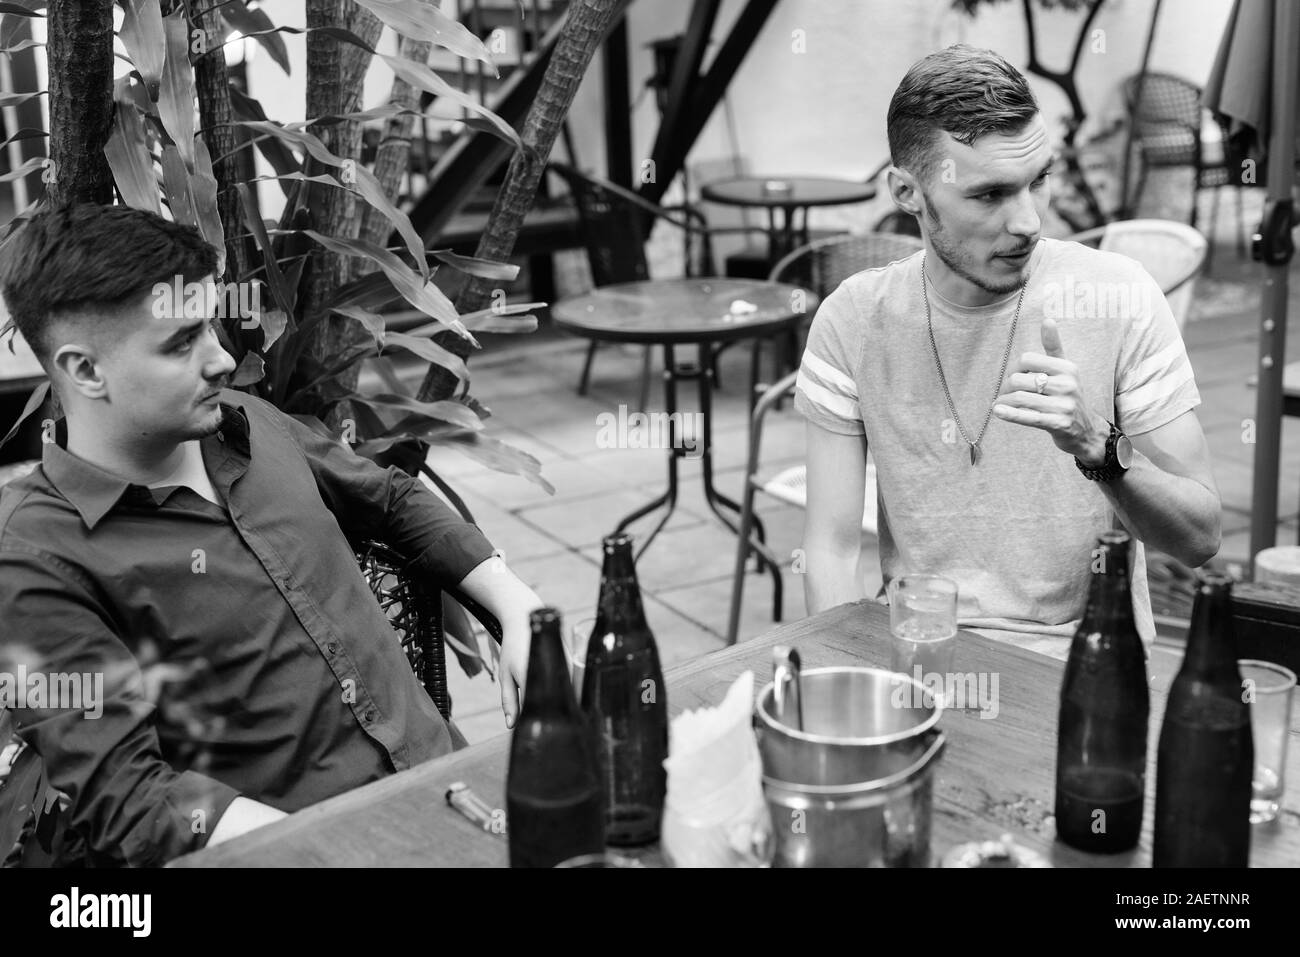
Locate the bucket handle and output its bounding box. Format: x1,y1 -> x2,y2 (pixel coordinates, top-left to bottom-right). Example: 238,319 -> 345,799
771,645 -> 803,731
763,730 -> 948,798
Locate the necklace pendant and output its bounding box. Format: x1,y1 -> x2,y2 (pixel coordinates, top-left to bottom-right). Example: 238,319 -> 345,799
969,442 -> 979,466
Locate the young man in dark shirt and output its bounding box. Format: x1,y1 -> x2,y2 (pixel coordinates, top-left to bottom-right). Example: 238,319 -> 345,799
0,204 -> 544,865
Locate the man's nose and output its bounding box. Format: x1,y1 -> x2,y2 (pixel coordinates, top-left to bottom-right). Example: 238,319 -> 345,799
205,336 -> 237,380
1006,189 -> 1041,239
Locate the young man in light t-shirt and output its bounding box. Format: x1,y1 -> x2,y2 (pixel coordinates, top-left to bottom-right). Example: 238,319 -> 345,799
794,45 -> 1221,648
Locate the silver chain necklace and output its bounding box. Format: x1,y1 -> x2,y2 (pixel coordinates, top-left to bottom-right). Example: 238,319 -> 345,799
922,252 -> 1029,466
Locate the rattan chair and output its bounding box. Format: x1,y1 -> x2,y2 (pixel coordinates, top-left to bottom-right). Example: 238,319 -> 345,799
725,232 -> 924,645
1123,72 -> 1246,256
1064,218 -> 1207,332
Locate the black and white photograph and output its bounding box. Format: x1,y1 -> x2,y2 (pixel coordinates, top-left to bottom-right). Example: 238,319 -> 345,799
0,0 -> 1294,929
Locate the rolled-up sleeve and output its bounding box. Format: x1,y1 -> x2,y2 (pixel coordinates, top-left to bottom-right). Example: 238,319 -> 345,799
0,548 -> 240,867
276,407 -> 496,583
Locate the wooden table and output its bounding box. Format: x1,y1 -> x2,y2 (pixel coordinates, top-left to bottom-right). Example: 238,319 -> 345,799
172,600 -> 1299,867
701,176 -> 877,261
552,278 -> 815,563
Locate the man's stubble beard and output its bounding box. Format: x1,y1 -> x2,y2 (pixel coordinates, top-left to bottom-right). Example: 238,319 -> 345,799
921,190 -> 1025,298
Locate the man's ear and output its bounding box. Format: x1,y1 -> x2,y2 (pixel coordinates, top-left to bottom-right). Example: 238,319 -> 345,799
51,342 -> 107,401
887,166 -> 923,217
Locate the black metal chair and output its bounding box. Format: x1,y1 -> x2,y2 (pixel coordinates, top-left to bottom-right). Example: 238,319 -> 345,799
725,232 -> 925,646
1123,72 -> 1247,257
0,493 -> 502,865
548,162 -> 763,408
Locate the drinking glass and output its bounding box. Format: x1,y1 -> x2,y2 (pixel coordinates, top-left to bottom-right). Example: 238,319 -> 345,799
1238,659 -> 1296,824
887,575 -> 959,708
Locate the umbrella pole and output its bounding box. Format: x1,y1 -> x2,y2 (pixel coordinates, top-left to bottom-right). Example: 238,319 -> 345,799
1248,0 -> 1300,568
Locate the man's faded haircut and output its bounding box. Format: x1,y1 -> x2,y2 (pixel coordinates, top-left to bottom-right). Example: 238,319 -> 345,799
0,203 -> 218,366
887,44 -> 1040,184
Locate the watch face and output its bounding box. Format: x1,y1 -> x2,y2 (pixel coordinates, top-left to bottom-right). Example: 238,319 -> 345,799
1115,433 -> 1133,470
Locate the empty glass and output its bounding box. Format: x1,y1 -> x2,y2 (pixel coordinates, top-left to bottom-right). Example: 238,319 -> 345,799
1238,659 -> 1296,824
887,574 -> 959,707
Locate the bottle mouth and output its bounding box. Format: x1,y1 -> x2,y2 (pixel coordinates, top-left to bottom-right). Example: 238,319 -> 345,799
603,533 -> 635,551
1099,530 -> 1131,546
530,606 -> 562,627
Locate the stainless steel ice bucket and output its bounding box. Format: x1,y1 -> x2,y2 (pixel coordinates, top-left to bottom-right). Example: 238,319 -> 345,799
754,666 -> 946,867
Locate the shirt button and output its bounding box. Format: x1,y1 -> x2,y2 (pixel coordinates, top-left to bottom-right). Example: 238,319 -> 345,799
364,709 -> 376,722
326,642 -> 339,655
216,430 -> 225,442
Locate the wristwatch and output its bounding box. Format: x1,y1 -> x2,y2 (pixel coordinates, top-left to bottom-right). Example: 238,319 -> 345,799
1075,421 -> 1132,482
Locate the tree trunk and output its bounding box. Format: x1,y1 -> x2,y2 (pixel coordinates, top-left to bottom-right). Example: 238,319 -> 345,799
46,0 -> 114,206
357,35 -> 432,253
415,0 -> 620,405
299,0 -> 384,421
189,0 -> 250,281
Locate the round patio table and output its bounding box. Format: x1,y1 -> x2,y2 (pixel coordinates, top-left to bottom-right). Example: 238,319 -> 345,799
701,175 -> 878,261
552,277 -> 818,577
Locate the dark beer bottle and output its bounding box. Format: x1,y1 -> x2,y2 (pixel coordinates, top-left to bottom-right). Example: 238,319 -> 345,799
506,608 -> 605,868
1055,530 -> 1150,853
581,534 -> 669,846
1154,572 -> 1253,867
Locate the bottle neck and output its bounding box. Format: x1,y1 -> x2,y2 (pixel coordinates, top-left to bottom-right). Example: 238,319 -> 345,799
1181,582 -> 1239,678
596,542 -> 649,632
1078,541 -> 1138,637
522,615 -> 579,714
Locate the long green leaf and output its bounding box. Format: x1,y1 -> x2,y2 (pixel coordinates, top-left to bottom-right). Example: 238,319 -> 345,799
441,433 -> 555,495
191,136 -> 226,273
331,304 -> 386,348
0,155 -> 45,183
404,301 -> 542,335
352,420 -> 462,458
0,3 -> 43,16
230,351 -> 265,387
380,52 -> 521,152
158,7 -> 195,165
285,342 -> 376,405
352,0 -> 493,67
159,144 -> 196,227
236,182 -> 295,317
238,120 -> 427,273
0,36 -> 39,54
0,91 -> 43,111
382,331 -> 469,382
104,99 -> 161,215
302,230 -> 476,345
259,307 -> 289,351
0,380 -> 48,453
118,0 -> 165,95
0,127 -> 46,151
227,85 -> 299,185
428,248 -> 519,281
347,392 -> 483,431
217,0 -> 290,76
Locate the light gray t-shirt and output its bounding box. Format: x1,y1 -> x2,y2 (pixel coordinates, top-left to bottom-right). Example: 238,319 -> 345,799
793,237 -> 1202,648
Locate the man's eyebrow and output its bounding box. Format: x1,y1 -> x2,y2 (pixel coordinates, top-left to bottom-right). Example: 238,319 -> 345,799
964,158 -> 1058,194
159,319 -> 208,347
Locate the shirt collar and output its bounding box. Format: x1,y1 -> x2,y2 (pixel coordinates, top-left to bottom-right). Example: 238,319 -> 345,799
42,399 -> 250,531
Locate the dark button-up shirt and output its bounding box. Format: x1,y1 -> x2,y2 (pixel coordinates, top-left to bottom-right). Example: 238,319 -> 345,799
0,391 -> 495,866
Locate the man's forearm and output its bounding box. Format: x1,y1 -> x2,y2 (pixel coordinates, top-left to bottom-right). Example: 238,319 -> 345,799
1099,449 -> 1221,567
803,546 -> 865,615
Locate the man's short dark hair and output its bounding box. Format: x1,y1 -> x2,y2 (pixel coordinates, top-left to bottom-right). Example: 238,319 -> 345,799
887,44 -> 1040,183
0,203 -> 218,365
